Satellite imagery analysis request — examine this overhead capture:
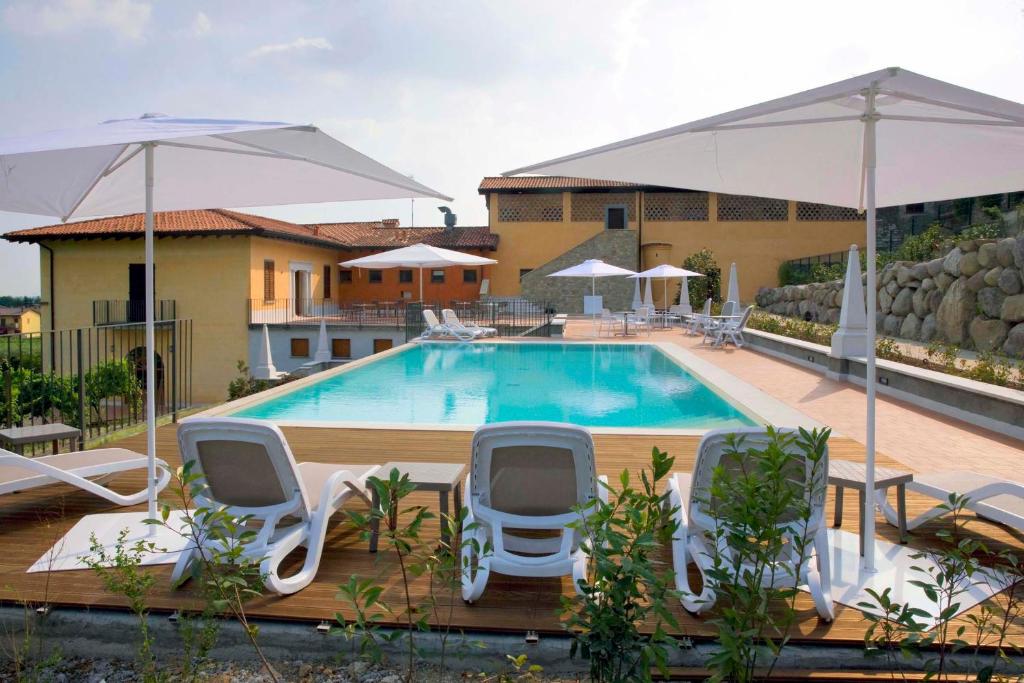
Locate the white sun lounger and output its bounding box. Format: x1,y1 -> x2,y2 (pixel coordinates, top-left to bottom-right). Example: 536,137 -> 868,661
442,309 -> 497,337
174,417 -> 379,595
421,309 -> 479,342
880,471 -> 1024,533
665,427 -> 834,621
0,446 -> 170,506
461,422 -> 608,603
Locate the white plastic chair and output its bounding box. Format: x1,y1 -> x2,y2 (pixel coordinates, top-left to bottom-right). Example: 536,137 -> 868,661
705,305 -> 754,348
597,308 -> 621,337
629,308 -> 653,336
174,417 -> 379,595
442,309 -> 497,337
686,298 -> 713,335
665,427 -> 834,621
461,422 -> 608,602
0,447 -> 170,505
721,300 -> 739,318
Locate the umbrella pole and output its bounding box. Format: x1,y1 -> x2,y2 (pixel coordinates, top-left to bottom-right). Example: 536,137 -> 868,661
419,267 -> 424,303
863,88 -> 878,572
144,143 -> 157,524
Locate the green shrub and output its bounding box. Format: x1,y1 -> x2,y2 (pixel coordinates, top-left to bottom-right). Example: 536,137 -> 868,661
680,248 -> 721,306
227,360 -> 273,400
893,223 -> 946,262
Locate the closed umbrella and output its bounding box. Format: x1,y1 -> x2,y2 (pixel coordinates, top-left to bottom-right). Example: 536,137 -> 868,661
629,264 -> 704,312
643,277 -> 654,309
0,114 -> 450,541
506,66 -> 1024,570
341,243 -> 497,301
726,262 -> 740,305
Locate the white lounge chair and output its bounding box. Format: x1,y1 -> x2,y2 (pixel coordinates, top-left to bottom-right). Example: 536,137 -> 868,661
686,298 -> 714,336
442,309 -> 497,337
461,422 -> 608,603
421,309 -> 478,342
173,417 -> 379,595
665,427 -> 834,621
0,446 -> 170,505
880,471 -> 1024,534
705,305 -> 754,348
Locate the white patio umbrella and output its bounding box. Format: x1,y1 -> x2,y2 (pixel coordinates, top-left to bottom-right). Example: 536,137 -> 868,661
341,243 -> 497,301
0,114 -> 450,533
726,262 -> 740,304
629,264 -> 704,311
506,66 -> 1024,570
631,277 -> 643,309
642,277 -> 654,309
548,259 -> 635,335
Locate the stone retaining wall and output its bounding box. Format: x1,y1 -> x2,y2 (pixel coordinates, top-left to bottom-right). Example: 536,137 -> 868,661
755,236 -> 1024,357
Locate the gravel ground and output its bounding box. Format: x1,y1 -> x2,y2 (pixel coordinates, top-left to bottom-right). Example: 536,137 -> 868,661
1,657 -> 582,682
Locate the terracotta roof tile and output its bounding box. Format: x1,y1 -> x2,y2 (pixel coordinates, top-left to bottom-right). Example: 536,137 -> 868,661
478,176 -> 646,192
3,210 -> 497,250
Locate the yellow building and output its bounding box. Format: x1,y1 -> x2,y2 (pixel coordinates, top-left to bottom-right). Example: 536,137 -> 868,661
4,210 -> 496,404
479,177 -> 867,309
0,306 -> 41,335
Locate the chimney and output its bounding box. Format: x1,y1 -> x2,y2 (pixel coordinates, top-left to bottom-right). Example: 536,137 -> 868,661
382,219 -> 400,228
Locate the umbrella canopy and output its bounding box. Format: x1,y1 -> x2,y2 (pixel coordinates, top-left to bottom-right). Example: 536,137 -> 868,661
726,262 -> 740,304
341,243 -> 497,300
506,66 -> 1024,570
0,114 -> 450,523
630,265 -> 704,310
548,258 -> 636,278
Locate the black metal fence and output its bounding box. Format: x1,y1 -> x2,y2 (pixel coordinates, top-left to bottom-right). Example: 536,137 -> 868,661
0,320 -> 193,454
247,298 -> 553,340
93,299 -> 177,326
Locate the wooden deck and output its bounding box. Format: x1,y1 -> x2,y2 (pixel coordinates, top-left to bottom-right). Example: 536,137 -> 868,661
2,424 -> 1023,647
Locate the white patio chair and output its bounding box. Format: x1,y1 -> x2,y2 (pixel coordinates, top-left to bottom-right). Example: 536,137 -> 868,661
629,308 -> 653,336
686,298 -> 713,336
0,446 -> 170,505
665,427 -> 834,621
173,417 -> 379,595
879,471 -> 1024,534
421,309 -> 477,341
597,308 -> 621,337
705,305 -> 754,348
442,309 -> 497,337
721,300 -> 739,318
461,422 -> 608,603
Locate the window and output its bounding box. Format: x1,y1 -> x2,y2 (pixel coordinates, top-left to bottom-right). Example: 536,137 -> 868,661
717,194 -> 788,221
339,269 -> 353,283
290,338 -> 310,358
644,191 -> 709,221
905,203 -> 926,215
263,260 -> 275,302
373,338 -> 393,353
519,268 -> 533,281
369,269 -> 383,284
399,269 -> 413,283
605,205 -> 627,230
497,193 -> 563,222
463,269 -> 478,284
323,265 -> 332,299
431,269 -> 445,284
795,202 -> 861,221
331,338 -> 351,358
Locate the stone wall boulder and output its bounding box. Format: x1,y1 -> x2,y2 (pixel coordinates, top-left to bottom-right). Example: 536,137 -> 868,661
999,268 -> 1022,295
997,238 -> 1016,267
900,313 -> 922,340
1003,294 -> 1024,323
978,242 -> 999,268
969,317 -> 1009,352
935,277 -> 975,345
960,251 -> 982,277
891,287 -> 914,316
1005,323 -> 1024,356
978,288 -> 1006,319
943,248 -> 964,276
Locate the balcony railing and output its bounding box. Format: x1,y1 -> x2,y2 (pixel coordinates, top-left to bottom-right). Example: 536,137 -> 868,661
248,298 -> 553,339
92,300 -> 177,326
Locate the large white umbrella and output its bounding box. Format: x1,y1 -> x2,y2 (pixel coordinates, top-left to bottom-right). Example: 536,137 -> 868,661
0,114 -> 450,527
629,265 -> 704,310
506,66 -> 1024,570
341,243 -> 497,301
549,258 -> 635,335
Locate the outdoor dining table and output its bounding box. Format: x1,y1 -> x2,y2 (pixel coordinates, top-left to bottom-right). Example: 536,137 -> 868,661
613,311 -> 638,336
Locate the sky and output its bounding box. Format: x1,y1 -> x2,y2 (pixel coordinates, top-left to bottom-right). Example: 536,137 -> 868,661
2,0 -> 1024,296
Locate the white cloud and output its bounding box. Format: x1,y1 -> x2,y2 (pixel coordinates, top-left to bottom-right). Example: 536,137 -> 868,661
189,11 -> 211,37
3,0 -> 152,42
246,36 -> 333,60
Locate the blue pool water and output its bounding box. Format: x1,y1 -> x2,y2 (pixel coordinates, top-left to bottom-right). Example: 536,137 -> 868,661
234,343 -> 756,429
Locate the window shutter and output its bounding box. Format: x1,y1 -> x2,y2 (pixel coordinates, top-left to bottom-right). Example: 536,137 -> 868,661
264,260 -> 275,302
323,265 -> 332,299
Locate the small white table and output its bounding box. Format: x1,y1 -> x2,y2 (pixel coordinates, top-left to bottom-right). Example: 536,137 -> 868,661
0,423 -> 82,455
829,459 -> 912,555
369,461 -> 466,552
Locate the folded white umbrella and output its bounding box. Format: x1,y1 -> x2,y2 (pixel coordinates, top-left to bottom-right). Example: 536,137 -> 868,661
630,265 -> 704,309
506,66 -> 1024,570
726,262 -> 740,304
0,114 -> 450,530
341,243 -> 497,300
643,276 -> 654,309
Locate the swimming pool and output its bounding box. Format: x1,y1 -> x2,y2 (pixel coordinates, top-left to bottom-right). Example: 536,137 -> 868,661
231,342 -> 757,430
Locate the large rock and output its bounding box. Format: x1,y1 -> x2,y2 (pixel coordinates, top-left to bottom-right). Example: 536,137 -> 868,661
966,269 -> 988,293
984,266 -> 1003,287
883,314 -> 903,336
926,289 -> 944,313
879,287 -> 893,314
997,238 -> 1016,267
912,262 -> 930,281
1015,237 -> 1024,269
920,313 -> 938,342
881,265 -> 897,286
978,242 -> 999,268
943,248 -> 964,276
912,288 -> 930,318
900,313 -> 922,340
935,277 -> 976,344
1004,322 -> 1024,357
958,239 -> 978,253
891,287 -> 914,316
935,272 -> 954,292
998,267 -> 1022,295
969,317 -> 1009,352
978,287 -> 1007,318
921,277 -> 936,292
960,251 -> 982,277
926,257 -> 945,277
885,280 -> 900,296
1002,294 -> 1024,323
896,265 -> 918,287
